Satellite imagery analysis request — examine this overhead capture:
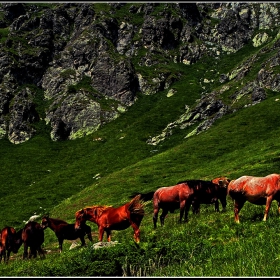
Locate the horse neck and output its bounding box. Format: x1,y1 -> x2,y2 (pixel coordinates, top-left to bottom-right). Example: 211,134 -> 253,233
86,206 -> 111,222
47,218 -> 64,231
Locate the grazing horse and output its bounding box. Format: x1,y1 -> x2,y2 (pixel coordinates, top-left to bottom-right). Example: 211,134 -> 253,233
41,215 -> 93,253
191,176 -> 231,213
0,227 -> 23,263
22,221 -> 45,259
153,179 -> 227,228
74,194 -> 145,243
228,173 -> 280,223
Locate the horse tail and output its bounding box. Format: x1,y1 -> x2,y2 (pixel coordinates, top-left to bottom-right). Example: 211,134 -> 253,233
128,194 -> 145,217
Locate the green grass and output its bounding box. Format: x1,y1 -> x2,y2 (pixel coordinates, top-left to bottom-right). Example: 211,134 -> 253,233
2,91 -> 280,276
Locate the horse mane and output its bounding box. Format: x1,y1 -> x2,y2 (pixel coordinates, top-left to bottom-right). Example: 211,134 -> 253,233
77,196 -> 146,219
177,179 -> 213,189
76,205 -> 113,218
127,194 -> 146,216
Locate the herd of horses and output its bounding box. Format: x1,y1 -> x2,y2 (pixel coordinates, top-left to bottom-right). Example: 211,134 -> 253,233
1,173 -> 280,264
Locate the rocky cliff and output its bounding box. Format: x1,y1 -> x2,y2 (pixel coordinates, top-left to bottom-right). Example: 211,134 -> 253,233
0,2 -> 279,144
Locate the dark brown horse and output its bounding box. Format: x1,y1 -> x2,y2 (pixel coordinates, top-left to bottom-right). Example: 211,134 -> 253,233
153,178 -> 229,228
41,215 -> 93,252
0,226 -> 23,263
74,194 -> 145,243
190,176 -> 231,213
22,221 -> 45,259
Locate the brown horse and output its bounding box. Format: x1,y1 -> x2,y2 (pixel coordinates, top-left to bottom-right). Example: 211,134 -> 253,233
228,173 -> 280,223
22,221 -> 45,259
41,215 -> 93,252
153,178 -> 229,228
0,227 -> 23,263
192,176 -> 231,213
74,194 -> 145,243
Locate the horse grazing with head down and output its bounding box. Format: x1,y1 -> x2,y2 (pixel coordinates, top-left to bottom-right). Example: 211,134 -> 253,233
41,215 -> 93,253
153,177 -> 230,228
74,194 -> 145,243
0,226 -> 23,263
192,176 -> 231,213
228,173 -> 280,223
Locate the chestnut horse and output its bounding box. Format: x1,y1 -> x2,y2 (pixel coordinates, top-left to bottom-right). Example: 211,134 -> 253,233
41,215 -> 93,252
228,173 -> 280,223
74,194 -> 145,243
0,226 -> 23,263
153,178 -> 229,228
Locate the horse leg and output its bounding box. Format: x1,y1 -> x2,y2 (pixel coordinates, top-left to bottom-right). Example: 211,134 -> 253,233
80,236 -> 86,246
6,250 -> 11,263
220,197 -> 227,212
264,196 -> 273,221
192,200 -> 200,214
2,249 -> 6,263
130,222 -> 141,243
87,232 -> 93,242
30,247 -> 37,258
38,247 -> 45,259
183,200 -> 192,222
160,209 -> 168,226
178,200 -> 186,223
23,244 -> 28,260
105,229 -> 111,242
214,199 -> 219,212
58,238 -> 63,253
98,226 -> 105,242
234,199 -> 245,223
153,207 -> 159,229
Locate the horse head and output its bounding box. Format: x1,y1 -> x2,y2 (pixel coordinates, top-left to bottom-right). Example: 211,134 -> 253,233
219,177 -> 231,188
74,208 -> 87,231
12,228 -> 23,253
212,177 -> 231,188
41,214 -> 50,230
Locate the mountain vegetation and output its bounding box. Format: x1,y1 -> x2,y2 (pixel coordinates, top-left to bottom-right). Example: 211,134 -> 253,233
1,2 -> 280,276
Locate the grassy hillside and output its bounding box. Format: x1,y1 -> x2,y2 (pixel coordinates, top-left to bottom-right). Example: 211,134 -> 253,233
1,38 -> 280,275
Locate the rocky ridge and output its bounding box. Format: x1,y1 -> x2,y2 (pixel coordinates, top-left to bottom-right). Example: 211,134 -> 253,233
0,3 -> 279,144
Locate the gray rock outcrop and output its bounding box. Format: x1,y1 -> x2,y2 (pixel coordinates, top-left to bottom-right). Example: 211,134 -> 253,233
0,3 -> 280,143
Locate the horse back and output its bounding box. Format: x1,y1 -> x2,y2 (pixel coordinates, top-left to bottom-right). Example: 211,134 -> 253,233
96,205 -> 132,230
22,221 -> 44,246
154,184 -> 192,204
0,227 -> 16,251
228,174 -> 280,202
